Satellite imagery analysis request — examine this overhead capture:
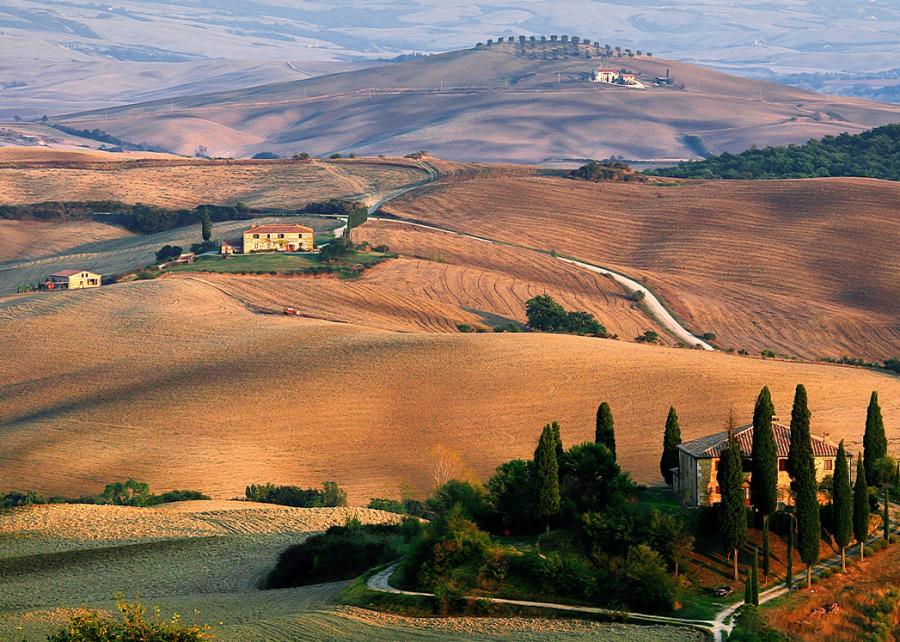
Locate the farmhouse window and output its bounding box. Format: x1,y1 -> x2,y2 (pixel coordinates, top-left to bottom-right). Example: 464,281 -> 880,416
824,459 -> 833,471
253,234 -> 260,239
278,234 -> 285,238
778,458 -> 788,471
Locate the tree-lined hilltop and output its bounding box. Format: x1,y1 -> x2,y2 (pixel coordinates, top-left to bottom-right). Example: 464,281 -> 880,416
648,124 -> 900,180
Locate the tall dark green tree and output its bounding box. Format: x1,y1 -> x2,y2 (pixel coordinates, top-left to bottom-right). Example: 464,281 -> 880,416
884,487 -> 891,541
863,391 -> 887,487
785,514 -> 794,589
853,457 -> 870,560
717,438 -> 747,581
789,384 -> 820,588
659,406 -> 681,486
200,206 -> 212,243
534,423 -> 560,535
750,386 -> 777,578
831,440 -> 853,572
750,549 -> 760,606
595,402 -> 616,461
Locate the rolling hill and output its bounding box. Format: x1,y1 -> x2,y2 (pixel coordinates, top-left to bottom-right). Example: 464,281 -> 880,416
0,277 -> 896,505
51,43 -> 900,163
383,169 -> 900,361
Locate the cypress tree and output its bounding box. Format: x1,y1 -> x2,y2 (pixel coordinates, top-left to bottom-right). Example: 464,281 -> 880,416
789,384 -> 820,588
595,402 -> 616,460
853,457 -> 870,560
785,513 -> 794,589
863,391 -> 887,487
750,548 -> 760,606
884,487 -> 891,541
750,386 -> 777,578
200,206 -> 212,243
762,517 -> 770,581
534,423 -> 560,535
717,438 -> 747,581
659,406 -> 681,486
831,441 -> 852,572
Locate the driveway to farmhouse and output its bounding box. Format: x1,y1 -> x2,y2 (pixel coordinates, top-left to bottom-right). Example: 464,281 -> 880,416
366,502 -> 900,642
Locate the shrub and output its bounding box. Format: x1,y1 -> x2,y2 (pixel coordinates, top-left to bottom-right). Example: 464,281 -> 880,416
629,290 -> 646,302
525,294 -> 607,337
634,330 -> 659,344
1,490 -> 46,507
267,518 -> 418,588
48,598 -> 209,641
252,151 -> 280,159
621,544 -> 677,611
245,482 -> 347,507
457,324 -> 476,333
155,245 -> 183,263
367,497 -> 426,517
373,244 -> 390,252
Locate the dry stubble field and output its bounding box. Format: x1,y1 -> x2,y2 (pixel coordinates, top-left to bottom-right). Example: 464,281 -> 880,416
0,278 -> 896,505
0,219 -> 133,262
0,155 -> 428,209
0,501 -> 702,642
385,172 -> 900,361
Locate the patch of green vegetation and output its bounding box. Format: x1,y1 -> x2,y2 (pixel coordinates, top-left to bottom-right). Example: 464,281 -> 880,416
648,124 -> 900,180
165,249 -> 393,279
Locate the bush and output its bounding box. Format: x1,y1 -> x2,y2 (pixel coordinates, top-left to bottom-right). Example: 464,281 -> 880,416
48,598 -> 208,641
155,245 -> 183,263
634,330 -> 659,344
367,497 -> 426,517
1,490 -> 46,507
252,151 -> 280,159
457,324 -> 476,333
245,482 -> 347,507
267,518 -> 419,588
620,544 -> 677,611
525,294 -> 607,337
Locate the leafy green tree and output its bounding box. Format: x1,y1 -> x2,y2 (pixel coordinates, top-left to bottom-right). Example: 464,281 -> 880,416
717,438 -> 747,581
525,294 -> 568,332
200,206 -> 212,242
155,244 -> 183,263
321,481 -> 347,507
595,402 -> 616,460
789,384 -> 820,588
831,441 -> 853,571
750,387 -> 777,578
863,391 -> 887,486
101,479 -> 150,506
853,457 -> 871,560
487,459 -> 534,533
659,406 -> 681,485
560,442 -> 630,515
534,423 -> 561,534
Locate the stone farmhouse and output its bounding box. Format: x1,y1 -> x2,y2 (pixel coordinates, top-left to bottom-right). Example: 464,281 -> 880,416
46,269 -> 101,290
673,423 -> 840,507
242,224 -> 315,253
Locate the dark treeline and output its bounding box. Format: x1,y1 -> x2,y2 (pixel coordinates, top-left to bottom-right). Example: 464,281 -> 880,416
49,123 -> 168,153
0,201 -> 252,234
648,123 -> 900,180
1,479 -> 207,508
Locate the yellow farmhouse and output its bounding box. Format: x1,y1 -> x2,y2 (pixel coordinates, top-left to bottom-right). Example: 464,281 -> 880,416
673,423 -> 840,507
47,269 -> 101,290
243,224 -> 315,253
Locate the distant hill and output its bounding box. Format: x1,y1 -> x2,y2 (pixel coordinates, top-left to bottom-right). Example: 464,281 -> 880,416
649,124 -> 900,180
51,43 -> 900,163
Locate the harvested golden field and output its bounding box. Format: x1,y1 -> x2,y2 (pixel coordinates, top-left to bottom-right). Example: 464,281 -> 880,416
194,221 -> 655,338
385,173 -> 900,361
0,145 -> 184,163
0,157 -> 428,209
0,219 -> 133,262
0,278 -> 896,504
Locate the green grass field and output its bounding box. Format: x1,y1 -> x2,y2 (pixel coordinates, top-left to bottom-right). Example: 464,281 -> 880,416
165,250 -> 391,278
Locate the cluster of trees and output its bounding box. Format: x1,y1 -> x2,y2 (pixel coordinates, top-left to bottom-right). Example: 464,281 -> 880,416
570,160 -> 647,183
48,123 -> 166,153
267,519 -> 422,589
244,482 -> 347,508
649,124 -> 900,180
525,294 -> 608,337
1,479 -> 208,508
0,201 -> 252,234
302,199 -> 365,217
378,404 -> 694,612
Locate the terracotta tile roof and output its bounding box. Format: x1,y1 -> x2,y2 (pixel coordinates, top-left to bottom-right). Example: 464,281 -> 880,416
51,269 -> 86,277
244,224 -> 313,234
677,423 -> 839,459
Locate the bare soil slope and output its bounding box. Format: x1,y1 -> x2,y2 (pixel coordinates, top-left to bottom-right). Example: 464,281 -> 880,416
0,157 -> 428,209
0,278 -> 896,503
54,45 -> 900,162
385,172 -> 900,361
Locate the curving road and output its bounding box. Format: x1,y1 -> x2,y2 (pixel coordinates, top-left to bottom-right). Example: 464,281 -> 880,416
366,162 -> 714,350
367,503 -> 900,641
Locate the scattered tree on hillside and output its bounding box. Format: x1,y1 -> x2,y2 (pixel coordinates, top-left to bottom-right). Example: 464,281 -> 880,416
717,436 -> 747,581
595,402 -> 616,460
853,457 -> 871,560
524,294 -> 607,337
534,423 -> 561,535
750,386 -> 777,578
200,206 -> 212,242
155,244 -> 183,263
864,391 -> 887,486
788,384 -> 820,588
831,440 -> 853,572
659,406 -> 681,486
